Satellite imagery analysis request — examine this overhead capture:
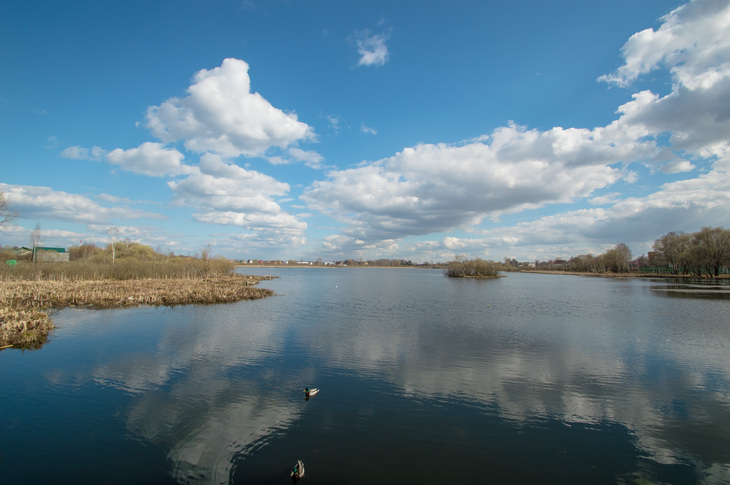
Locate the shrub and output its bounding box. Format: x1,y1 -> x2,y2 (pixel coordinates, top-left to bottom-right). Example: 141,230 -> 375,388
446,257 -> 501,278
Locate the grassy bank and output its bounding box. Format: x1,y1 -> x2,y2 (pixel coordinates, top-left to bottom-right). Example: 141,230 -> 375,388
0,260 -> 275,349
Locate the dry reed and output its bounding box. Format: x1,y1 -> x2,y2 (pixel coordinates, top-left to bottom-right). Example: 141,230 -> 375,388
0,274 -> 274,349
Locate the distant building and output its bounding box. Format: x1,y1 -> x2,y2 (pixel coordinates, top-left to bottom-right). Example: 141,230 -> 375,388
14,247 -> 70,263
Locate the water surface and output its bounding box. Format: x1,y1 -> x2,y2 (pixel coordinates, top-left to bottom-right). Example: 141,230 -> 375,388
1,269 -> 729,484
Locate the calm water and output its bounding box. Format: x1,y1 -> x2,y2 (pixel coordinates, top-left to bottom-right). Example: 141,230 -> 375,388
2,269 -> 729,484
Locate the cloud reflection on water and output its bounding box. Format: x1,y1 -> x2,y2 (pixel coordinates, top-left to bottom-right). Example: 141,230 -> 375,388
85,304 -> 302,484
49,272 -> 730,483
293,272 -> 730,477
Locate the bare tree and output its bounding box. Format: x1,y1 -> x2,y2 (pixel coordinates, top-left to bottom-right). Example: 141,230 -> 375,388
30,223 -> 42,263
652,228 -> 730,276
602,243 -> 632,273
693,227 -> 730,277
652,231 -> 686,273
0,191 -> 17,227
201,243 -> 211,262
107,226 -> 119,264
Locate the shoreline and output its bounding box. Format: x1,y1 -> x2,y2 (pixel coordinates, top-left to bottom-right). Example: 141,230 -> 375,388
238,264 -> 730,279
0,274 -> 274,350
511,270 -> 730,279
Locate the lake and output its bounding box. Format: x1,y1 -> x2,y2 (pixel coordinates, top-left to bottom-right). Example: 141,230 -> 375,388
1,269 -> 729,484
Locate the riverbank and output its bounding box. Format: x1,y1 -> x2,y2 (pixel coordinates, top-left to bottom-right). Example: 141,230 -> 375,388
0,274 -> 274,349
513,269 -> 730,279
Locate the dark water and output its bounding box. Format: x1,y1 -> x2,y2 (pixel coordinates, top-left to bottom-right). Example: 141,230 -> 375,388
2,269 -> 729,484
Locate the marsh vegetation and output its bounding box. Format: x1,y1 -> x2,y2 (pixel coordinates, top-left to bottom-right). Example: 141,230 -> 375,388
0,244 -> 274,349
445,256 -> 501,278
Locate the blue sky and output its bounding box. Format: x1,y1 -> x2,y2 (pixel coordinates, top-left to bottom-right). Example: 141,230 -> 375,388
2,0 -> 729,262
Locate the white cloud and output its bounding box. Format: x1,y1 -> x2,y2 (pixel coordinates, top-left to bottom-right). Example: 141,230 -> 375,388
599,0 -> 730,89
661,159 -> 695,173
168,153 -> 306,240
650,148 -> 695,173
597,0 -> 730,159
145,58 -> 314,158
409,148 -> 730,261
0,183 -> 162,225
267,147 -> 325,169
171,154 -> 289,209
96,194 -> 142,204
105,142 -> 191,177
306,0 -> 730,259
61,145 -> 106,161
354,32 -> 389,67
225,229 -> 307,253
512,160 -> 730,251
287,147 -> 325,169
194,210 -> 305,232
302,122 -> 646,243
588,193 -> 622,206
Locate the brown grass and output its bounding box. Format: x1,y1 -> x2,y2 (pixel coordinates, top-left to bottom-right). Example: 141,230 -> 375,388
0,274 -> 274,349
0,258 -> 236,281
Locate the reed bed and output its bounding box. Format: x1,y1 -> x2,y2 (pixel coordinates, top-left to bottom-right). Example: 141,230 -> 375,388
0,273 -> 274,349
0,306 -> 52,350
0,259 -> 236,281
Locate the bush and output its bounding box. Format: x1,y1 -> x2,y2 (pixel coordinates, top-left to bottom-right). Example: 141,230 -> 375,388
446,257 -> 501,278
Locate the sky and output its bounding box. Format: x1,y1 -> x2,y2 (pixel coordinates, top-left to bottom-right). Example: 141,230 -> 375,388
1,0 -> 729,263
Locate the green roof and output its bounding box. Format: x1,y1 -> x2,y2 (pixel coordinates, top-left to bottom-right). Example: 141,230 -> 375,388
14,247 -> 66,253
37,247 -> 66,253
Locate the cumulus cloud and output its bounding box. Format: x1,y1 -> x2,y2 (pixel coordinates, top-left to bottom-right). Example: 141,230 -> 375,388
0,183 -> 162,225
168,154 -> 306,245
500,159 -> 730,254
306,0 -> 730,259
390,145 -> 730,262
598,0 -> 730,157
170,153 -> 289,210
354,32 -> 389,67
302,122 -> 645,243
599,0 -> 730,89
105,142 -> 191,177
145,58 -> 314,158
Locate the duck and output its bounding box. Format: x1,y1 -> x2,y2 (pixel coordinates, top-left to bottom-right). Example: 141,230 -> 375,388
291,459 -> 305,480
304,388 -> 319,399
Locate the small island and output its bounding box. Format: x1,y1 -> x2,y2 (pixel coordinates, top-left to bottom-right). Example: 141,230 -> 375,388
0,244 -> 274,350
445,256 -> 502,279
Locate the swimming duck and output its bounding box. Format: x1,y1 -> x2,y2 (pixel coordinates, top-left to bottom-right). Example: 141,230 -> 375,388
304,388 -> 319,398
291,459 -> 305,480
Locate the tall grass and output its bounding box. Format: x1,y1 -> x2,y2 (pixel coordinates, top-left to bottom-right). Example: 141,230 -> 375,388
0,258 -> 273,349
0,258 -> 235,281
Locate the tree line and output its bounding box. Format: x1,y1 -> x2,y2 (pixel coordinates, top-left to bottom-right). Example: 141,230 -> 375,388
544,242 -> 634,274
526,227 -> 729,277
649,227 -> 730,277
